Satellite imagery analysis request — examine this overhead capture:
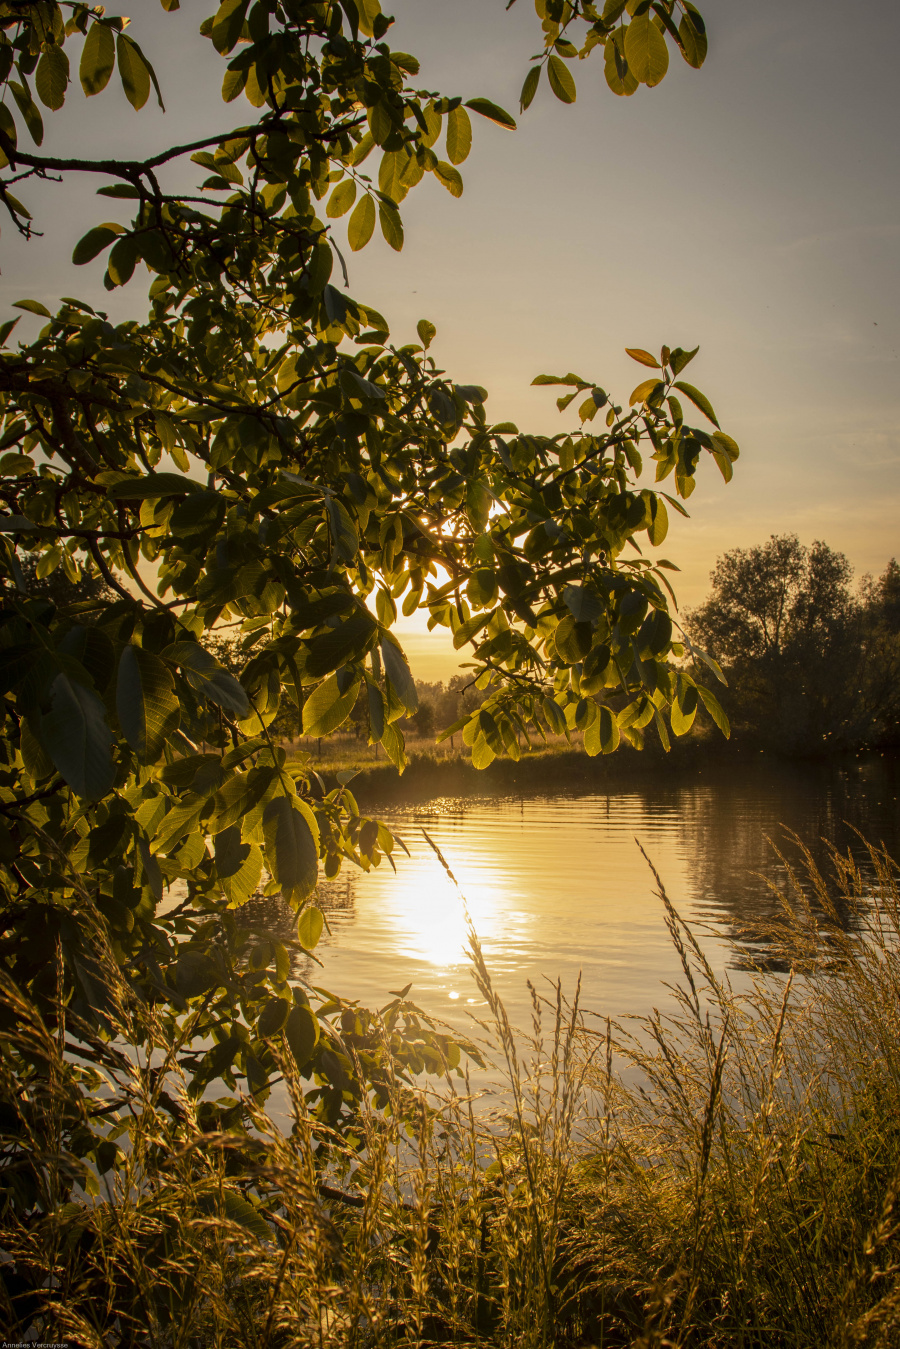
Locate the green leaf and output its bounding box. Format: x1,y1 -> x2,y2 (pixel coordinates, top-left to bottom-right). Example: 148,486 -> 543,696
624,12 -> 670,87
263,796 -> 318,903
417,319 -> 436,349
116,644 -> 180,762
679,3 -> 708,69
214,826 -> 262,902
670,689 -> 697,737
210,768 -> 276,834
162,642 -> 250,718
285,1004 -> 319,1067
433,160 -> 463,198
583,703 -> 619,755
465,97 -> 516,129
625,347 -> 661,369
604,28 -> 638,97
116,33 -> 152,111
698,685 -> 731,737
8,82 -> 42,147
669,345 -> 699,375
378,200 -> 404,251
220,1190 -> 271,1245
563,584 -> 604,623
326,178 -> 357,219
302,672 -> 360,737
380,637 -> 417,713
630,378 -> 665,406
107,234 -> 140,287
79,20 -> 116,96
446,106 -> 472,164
520,64 -> 540,112
211,0 -> 250,54
673,380 -> 720,428
154,798 -> 207,856
366,677 -> 385,741
305,608 -> 376,680
347,193 -> 376,251
647,497 -> 669,546
353,0 -> 383,39
40,673 -> 114,800
547,54 -> 577,104
258,996 -> 291,1038
298,905 -> 324,950
325,495 -> 359,561
176,949 -> 219,998
35,44 -> 70,111
107,472 -> 197,500
72,223 -> 124,267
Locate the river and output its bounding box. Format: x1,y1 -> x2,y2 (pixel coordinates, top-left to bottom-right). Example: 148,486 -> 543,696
304,752 -> 900,1037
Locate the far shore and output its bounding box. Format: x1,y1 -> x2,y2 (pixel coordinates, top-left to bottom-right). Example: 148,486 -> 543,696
288,733 -> 895,810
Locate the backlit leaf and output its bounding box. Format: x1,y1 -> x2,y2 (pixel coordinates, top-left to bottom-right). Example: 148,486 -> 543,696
673,380 -> 720,428
298,905 -> 324,950
212,0 -> 249,54
347,193 -> 376,251
40,674 -> 114,800
72,224 -> 124,267
624,12 -> 670,87
698,685 -> 730,737
263,796 -> 318,903
163,642 -> 250,718
79,20 -> 115,96
630,378 -> 665,406
303,673 -> 360,737
604,28 -> 638,96
380,637 -> 417,713
35,45 -> 69,111
547,54 -> 576,104
116,644 -> 180,762
446,106 -> 472,164
285,1004 -> 319,1067
220,1190 -> 271,1245
326,178 -> 357,219
433,160 -> 463,197
625,347 -> 660,369
520,64 -> 540,112
464,97 -> 516,129
258,996 -> 291,1038
679,3 -> 708,69
116,33 -> 152,111
378,200 -> 404,251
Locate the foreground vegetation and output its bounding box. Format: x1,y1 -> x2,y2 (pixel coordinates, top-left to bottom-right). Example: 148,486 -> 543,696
4,835 -> 900,1347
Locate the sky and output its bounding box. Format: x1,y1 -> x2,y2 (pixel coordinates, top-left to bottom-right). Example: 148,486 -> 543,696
3,0 -> 898,682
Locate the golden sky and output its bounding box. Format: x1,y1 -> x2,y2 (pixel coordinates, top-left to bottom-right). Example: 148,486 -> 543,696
3,1 -> 897,684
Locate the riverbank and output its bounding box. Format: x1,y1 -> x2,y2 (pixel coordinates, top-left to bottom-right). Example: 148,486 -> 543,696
311,737 -> 895,810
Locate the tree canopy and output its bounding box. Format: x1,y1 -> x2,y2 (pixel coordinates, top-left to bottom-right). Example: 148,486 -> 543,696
687,536 -> 900,752
0,0 -> 737,1206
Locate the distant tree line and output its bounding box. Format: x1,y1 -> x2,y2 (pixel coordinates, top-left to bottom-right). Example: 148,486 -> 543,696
687,536 -> 900,755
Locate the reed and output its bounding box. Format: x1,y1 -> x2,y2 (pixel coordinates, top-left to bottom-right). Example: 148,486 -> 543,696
3,832 -> 900,1347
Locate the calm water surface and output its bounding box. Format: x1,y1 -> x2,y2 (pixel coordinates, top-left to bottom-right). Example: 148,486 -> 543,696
307,754 -> 900,1034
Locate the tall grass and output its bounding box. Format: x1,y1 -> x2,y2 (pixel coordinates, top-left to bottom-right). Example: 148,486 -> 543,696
3,833 -> 900,1346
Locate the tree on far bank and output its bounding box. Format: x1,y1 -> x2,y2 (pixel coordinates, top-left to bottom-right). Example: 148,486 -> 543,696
687,537 -> 900,752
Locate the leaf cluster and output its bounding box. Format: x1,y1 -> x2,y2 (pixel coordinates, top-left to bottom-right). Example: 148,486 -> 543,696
0,0 -> 727,1169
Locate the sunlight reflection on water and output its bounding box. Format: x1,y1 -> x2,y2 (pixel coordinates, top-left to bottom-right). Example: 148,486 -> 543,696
306,755 -> 900,1037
